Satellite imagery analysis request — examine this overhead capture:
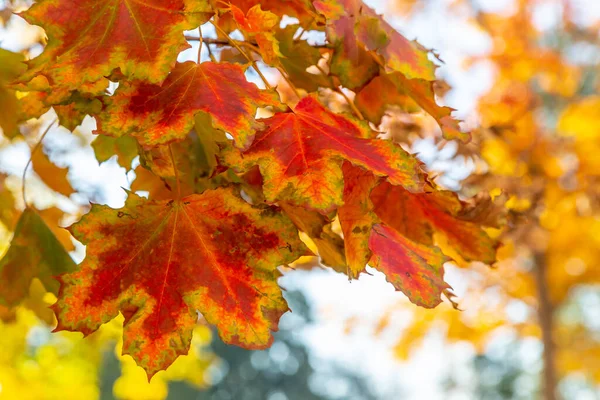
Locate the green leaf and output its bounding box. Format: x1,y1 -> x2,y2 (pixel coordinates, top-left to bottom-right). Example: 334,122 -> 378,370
0,209 -> 76,306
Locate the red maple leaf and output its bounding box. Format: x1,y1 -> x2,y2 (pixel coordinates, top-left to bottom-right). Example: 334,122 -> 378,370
372,182 -> 497,263
369,224 -> 451,308
233,96 -> 425,210
52,187 -> 308,377
97,61 -> 282,148
19,0 -> 210,89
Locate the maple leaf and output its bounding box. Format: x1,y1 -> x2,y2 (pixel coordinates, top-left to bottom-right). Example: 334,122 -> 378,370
369,224 -> 450,308
136,120 -> 227,197
313,0 -> 379,89
356,73 -> 468,142
31,147 -> 75,197
130,165 -> 174,201
314,0 -> 436,84
338,166 -> 496,280
229,4 -> 282,65
97,61 -> 282,148
370,13 -> 435,81
0,48 -> 26,138
234,96 -> 425,211
0,174 -> 18,229
92,135 -> 139,171
52,187 -> 308,377
371,182 -> 497,264
19,0 -> 211,90
0,209 -> 76,307
222,0 -> 317,26
275,26 -> 330,92
338,163 -> 378,277
279,202 -> 346,272
17,87 -> 103,132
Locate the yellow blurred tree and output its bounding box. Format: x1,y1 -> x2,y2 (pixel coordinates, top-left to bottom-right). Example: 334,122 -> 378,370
383,0 -> 600,398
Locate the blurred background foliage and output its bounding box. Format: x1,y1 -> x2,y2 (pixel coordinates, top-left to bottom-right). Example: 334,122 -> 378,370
1,0 -> 599,399
376,0 -> 600,399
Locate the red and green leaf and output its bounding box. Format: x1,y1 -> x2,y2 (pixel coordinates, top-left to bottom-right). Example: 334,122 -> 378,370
53,187 -> 308,377
19,0 -> 210,89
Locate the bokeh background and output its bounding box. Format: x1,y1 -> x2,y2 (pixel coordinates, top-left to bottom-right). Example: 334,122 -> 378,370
1,0 -> 599,399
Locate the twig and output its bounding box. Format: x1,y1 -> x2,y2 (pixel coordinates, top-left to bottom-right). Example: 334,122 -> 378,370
211,22 -> 273,89
206,41 -> 217,62
197,27 -> 203,63
278,69 -> 302,100
293,16 -> 317,41
240,42 -> 303,100
185,35 -> 328,49
185,36 -> 231,46
22,118 -> 57,207
294,26 -> 308,41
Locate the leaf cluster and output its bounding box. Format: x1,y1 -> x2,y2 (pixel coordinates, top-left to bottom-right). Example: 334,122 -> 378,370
0,0 -> 499,378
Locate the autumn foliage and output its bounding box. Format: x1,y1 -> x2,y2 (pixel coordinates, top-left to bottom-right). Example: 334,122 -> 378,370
0,0 -> 499,379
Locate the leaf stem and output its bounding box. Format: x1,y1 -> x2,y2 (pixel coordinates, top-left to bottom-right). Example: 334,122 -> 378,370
184,36 -> 329,49
315,64 -> 364,120
293,26 -> 308,41
22,118 -> 57,208
197,26 -> 203,64
211,22 -> 273,90
293,17 -> 316,41
168,144 -> 181,200
278,69 -> 302,100
206,43 -> 217,62
240,42 -> 302,100
336,88 -> 364,120
185,36 -> 229,45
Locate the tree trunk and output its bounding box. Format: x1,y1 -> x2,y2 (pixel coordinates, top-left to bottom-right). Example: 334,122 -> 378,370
533,253 -> 558,400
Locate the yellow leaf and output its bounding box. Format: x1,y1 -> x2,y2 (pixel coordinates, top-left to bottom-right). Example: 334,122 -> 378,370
31,149 -> 74,197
